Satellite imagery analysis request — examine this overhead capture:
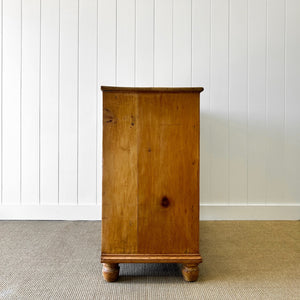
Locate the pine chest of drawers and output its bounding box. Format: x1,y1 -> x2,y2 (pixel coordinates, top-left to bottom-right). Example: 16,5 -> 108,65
101,86 -> 203,282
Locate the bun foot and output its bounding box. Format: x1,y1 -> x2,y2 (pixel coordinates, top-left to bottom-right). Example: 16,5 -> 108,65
181,263 -> 199,282
102,263 -> 120,282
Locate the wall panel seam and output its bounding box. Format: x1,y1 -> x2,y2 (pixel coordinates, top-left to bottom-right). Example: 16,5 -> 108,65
76,0 -> 80,205
38,0 -> 41,205
283,0 -> 287,204
246,0 -> 249,205
96,0 -> 98,204
115,0 -> 117,85
171,0 -> 173,87
0,0 -> 2,204
58,0 -> 61,205
228,0 -> 230,205
153,0 -> 155,86
134,0 -> 136,87
208,0 -> 212,204
265,0 -> 268,205
190,0 -> 192,86
20,0 -> 23,205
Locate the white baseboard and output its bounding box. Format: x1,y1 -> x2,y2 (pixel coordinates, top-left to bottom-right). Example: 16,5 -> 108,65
0,204 -> 299,220
0,204 -> 102,220
200,204 -> 300,220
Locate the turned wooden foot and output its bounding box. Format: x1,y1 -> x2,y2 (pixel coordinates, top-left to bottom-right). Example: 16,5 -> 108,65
181,263 -> 199,282
102,263 -> 120,282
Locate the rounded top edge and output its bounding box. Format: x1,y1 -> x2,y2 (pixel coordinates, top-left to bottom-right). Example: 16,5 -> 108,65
101,86 -> 204,93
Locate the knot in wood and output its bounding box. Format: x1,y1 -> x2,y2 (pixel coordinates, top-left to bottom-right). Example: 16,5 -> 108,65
161,196 -> 170,208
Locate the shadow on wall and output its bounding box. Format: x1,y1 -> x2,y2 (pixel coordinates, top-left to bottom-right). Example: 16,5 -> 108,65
199,107 -> 299,205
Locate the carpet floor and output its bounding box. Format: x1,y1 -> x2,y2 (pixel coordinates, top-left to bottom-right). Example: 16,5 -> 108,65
0,221 -> 299,300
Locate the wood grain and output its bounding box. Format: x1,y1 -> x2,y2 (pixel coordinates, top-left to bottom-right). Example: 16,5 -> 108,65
101,87 -> 202,265
137,92 -> 200,254
102,92 -> 138,254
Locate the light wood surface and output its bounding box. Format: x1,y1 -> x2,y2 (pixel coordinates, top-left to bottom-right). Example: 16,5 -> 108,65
137,92 -> 200,254
101,87 -> 203,281
101,254 -> 202,264
102,92 -> 138,254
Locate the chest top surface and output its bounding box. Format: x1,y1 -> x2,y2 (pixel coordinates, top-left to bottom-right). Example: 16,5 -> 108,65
101,86 -> 204,93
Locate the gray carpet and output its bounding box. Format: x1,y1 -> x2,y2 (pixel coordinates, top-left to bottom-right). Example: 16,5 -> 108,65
0,221 -> 299,300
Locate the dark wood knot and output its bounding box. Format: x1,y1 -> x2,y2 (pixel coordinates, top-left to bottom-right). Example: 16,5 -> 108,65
161,196 -> 170,208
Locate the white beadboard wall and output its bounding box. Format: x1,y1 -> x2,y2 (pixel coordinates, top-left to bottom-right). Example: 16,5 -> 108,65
0,0 -> 300,220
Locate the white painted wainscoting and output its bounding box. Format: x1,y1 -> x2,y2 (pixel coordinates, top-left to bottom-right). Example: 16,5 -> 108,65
0,0 -> 299,220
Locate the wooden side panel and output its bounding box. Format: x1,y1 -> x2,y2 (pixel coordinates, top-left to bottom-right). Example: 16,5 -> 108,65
137,92 -> 199,254
102,92 -> 138,254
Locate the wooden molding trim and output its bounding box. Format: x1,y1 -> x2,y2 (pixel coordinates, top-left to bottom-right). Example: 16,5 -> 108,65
101,254 -> 202,264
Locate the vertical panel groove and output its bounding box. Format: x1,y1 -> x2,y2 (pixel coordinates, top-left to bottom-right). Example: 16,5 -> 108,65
20,0 -> 23,204
171,0 -> 173,87
78,0 -> 97,203
115,0 -> 117,86
76,0 -> 79,205
264,0 -> 268,205
246,0 -> 249,205
0,0 -> 2,204
209,0 -> 212,204
95,0 -> 98,203
228,0 -> 230,205
153,0 -> 155,86
40,0 -> 59,204
283,0 -> 286,204
229,0 -> 248,204
248,0 -> 268,204
190,0 -> 192,86
38,0 -> 41,204
57,0 -> 60,204
134,0 -> 136,86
